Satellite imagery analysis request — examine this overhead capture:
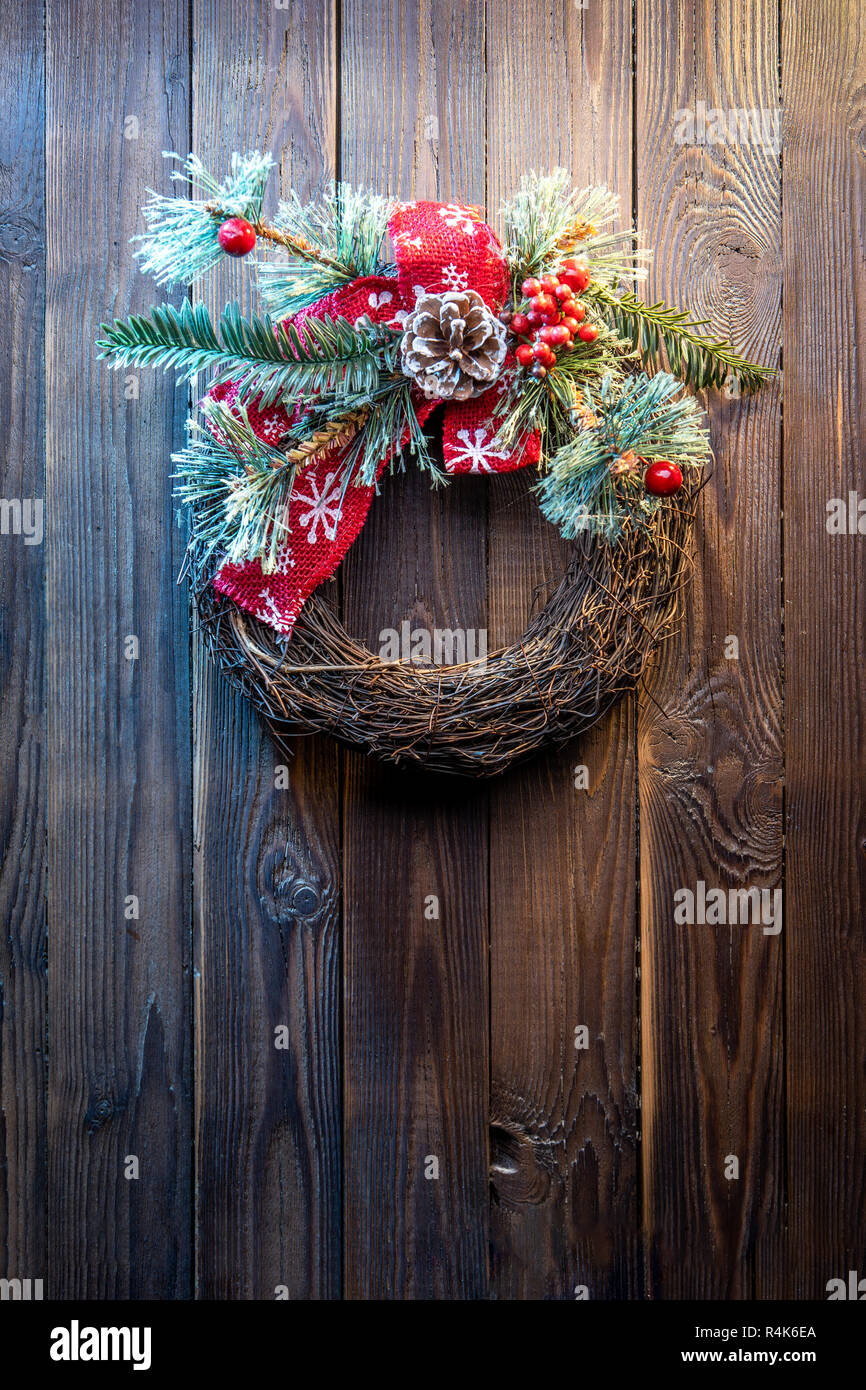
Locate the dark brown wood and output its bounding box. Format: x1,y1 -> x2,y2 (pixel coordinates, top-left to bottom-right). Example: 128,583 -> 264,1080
0,0 -> 46,1290
486,0 -> 642,1301
635,0 -> 784,1298
781,0 -> 866,1301
341,0 -> 490,1299
44,0 -> 192,1297
192,0 -> 343,1299
1,0 -> 861,1306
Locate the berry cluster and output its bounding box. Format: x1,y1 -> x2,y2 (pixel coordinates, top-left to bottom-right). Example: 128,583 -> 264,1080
504,260 -> 598,379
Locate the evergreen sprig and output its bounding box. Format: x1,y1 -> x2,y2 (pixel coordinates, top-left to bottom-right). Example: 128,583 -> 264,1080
97,300 -> 396,407
257,182 -> 396,318
500,171 -> 647,298
587,284 -> 775,393
536,372 -> 711,542
135,151 -> 276,287
173,398 -> 298,574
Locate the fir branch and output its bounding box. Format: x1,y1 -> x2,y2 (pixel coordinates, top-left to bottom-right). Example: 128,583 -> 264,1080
134,151 -> 276,287
493,323 -> 629,462
256,183 -> 396,319
500,172 -> 647,296
586,284 -> 775,392
536,372 -> 711,542
97,300 -> 397,407
174,399 -> 299,575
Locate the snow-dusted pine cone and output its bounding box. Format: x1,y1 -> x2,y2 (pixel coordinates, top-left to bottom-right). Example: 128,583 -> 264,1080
399,290 -> 508,401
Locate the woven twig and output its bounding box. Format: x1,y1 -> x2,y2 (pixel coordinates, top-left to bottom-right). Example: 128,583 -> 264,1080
192,472 -> 702,778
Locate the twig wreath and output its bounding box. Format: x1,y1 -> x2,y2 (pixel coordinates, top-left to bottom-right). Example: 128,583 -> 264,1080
98,154 -> 772,776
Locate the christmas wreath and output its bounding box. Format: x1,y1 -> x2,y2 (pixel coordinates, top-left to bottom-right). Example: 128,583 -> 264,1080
98,153 -> 772,775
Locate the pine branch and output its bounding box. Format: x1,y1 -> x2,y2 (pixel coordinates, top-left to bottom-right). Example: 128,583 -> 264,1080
97,300 -> 397,407
134,151 -> 276,286
535,371 -> 711,542
587,284 -> 776,393
256,183 -> 396,319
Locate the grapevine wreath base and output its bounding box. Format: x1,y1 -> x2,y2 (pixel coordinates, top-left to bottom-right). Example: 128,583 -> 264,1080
99,156 -> 769,778
193,474 -> 700,777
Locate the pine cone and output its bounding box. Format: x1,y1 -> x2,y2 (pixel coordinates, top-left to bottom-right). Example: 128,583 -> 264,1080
400,290 -> 508,401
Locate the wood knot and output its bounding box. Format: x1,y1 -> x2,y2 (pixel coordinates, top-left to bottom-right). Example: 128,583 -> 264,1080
489,1123 -> 552,1208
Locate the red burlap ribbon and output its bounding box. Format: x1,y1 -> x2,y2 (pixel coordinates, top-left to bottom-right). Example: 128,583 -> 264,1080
213,200 -> 540,635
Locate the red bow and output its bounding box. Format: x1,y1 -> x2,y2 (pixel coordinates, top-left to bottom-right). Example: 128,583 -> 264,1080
212,201 -> 540,635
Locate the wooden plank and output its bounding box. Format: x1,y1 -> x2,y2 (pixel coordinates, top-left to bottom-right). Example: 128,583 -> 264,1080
44,0 -> 192,1297
0,0 -> 46,1290
485,0 -> 640,1301
781,0 -> 866,1300
192,0 -> 343,1300
341,0 -> 490,1299
635,0 -> 783,1297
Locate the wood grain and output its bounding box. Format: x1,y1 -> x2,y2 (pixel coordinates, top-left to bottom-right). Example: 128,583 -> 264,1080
485,0 -> 641,1300
44,0 -> 192,1297
341,0 -> 490,1299
781,0 -> 866,1300
635,0 -> 784,1298
0,0 -> 46,1288
192,0 -> 343,1300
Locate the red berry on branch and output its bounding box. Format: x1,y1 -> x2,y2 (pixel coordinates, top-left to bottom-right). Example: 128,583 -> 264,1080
217,216 -> 257,256
510,312 -> 530,336
526,308 -> 544,328
540,274 -> 560,293
577,323 -> 598,342
530,362 -> 548,379
644,460 -> 683,496
541,324 -> 570,346
522,277 -> 542,297
533,292 -> 557,317
554,282 -> 572,302
562,316 -> 581,335
533,342 -> 557,367
515,343 -> 535,366
569,260 -> 591,291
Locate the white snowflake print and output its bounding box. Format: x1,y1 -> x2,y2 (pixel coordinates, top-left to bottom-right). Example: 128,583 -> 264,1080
449,426 -> 509,474
367,290 -> 393,312
254,586 -> 292,633
294,470 -> 344,544
439,203 -> 478,235
257,413 -> 285,443
395,230 -> 424,250
440,262 -> 469,292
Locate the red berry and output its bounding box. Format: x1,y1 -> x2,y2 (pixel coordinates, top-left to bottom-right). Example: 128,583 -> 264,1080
560,258 -> 579,271
577,323 -> 599,342
562,316 -> 581,335
510,312 -> 530,336
532,292 -> 556,317
644,460 -> 683,496
540,274 -> 560,293
530,362 -> 548,379
570,260 -> 591,292
541,324 -> 570,346
533,342 -> 556,367
554,282 -> 572,302
515,343 -> 535,366
217,216 -> 257,256
526,308 -> 544,328
522,277 -> 542,297
571,303 -> 587,322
